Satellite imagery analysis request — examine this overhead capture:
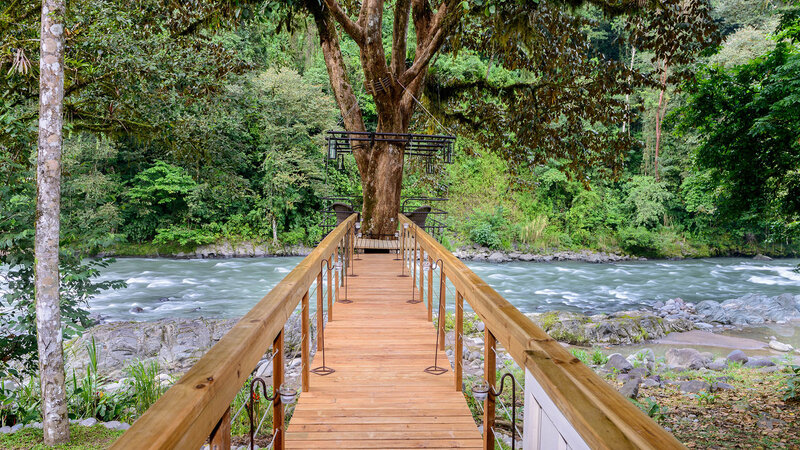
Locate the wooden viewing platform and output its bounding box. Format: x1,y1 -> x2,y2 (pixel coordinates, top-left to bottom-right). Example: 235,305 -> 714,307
112,213 -> 684,450
354,237 -> 400,251
286,253 -> 481,447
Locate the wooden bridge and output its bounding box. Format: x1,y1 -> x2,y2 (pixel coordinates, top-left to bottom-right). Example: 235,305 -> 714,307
111,215 -> 684,449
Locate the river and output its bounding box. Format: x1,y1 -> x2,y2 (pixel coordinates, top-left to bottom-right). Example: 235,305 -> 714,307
84,256 -> 800,322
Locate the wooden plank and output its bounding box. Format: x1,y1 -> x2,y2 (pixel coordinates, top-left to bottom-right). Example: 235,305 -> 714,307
397,214 -> 684,450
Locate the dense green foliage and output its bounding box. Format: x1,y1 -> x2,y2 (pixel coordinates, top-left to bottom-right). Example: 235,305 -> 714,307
1,1 -> 799,379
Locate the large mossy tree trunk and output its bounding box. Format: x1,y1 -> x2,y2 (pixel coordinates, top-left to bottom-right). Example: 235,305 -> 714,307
307,0 -> 451,236
35,0 -> 69,444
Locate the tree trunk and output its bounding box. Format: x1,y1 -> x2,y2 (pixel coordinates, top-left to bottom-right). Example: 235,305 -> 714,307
309,0 -> 448,236
360,140 -> 406,236
35,0 -> 69,444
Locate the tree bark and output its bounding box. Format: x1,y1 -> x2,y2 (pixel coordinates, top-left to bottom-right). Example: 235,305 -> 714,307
35,0 -> 69,444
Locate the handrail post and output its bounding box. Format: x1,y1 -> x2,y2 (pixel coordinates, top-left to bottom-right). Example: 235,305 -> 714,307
302,290 -> 310,393
419,249 -> 424,303
412,233 -> 418,295
438,269 -> 446,351
427,257 -> 433,322
273,329 -> 285,450
208,407 -> 230,450
455,291 -> 463,391
483,329 -> 496,450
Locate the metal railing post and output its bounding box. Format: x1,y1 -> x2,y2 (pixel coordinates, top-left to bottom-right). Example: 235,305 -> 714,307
327,255 -> 333,318
438,269 -> 446,351
427,259 -> 433,322
483,329 -> 496,450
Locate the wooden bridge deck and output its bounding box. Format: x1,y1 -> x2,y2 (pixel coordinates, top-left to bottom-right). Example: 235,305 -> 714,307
354,237 -> 400,251
286,253 -> 482,448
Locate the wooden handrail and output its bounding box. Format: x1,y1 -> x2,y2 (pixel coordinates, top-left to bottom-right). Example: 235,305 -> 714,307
398,214 -> 684,450
111,214 -> 357,449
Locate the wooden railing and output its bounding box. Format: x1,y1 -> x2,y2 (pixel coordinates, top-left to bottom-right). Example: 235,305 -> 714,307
397,214 -> 684,449
111,214 -> 357,449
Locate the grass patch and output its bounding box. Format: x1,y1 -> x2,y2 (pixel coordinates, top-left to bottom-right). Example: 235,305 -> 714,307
0,424 -> 124,449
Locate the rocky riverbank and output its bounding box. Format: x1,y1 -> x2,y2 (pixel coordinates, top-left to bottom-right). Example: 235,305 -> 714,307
453,245 -> 636,263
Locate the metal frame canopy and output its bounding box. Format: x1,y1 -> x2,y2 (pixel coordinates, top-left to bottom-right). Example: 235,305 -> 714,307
325,131 -> 455,168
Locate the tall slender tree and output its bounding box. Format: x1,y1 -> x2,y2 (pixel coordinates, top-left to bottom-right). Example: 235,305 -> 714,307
35,0 -> 69,444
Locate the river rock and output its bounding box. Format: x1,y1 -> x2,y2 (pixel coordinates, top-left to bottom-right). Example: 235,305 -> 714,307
604,353 -> 633,374
696,294 -> 800,325
707,358 -> 727,371
753,254 -> 773,261
768,340 -> 793,352
665,348 -> 706,370
80,418 -> 98,427
103,421 -> 130,431
487,252 -> 510,263
129,306 -> 144,314
744,358 -> 776,368
679,380 -> 710,393
641,378 -> 660,388
712,381 -> 735,391
619,378 -> 641,399
526,310 -> 693,346
727,350 -> 749,364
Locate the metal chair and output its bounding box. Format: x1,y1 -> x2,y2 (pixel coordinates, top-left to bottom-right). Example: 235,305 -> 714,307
331,202 -> 355,225
406,205 -> 432,229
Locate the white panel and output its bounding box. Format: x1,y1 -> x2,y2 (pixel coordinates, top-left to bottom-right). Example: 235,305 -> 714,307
524,369 -> 590,450
539,412 -> 560,449
523,393 -> 541,450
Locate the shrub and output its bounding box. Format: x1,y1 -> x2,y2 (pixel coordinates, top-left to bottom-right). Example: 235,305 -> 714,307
781,364 -> 800,402
519,215 -> 549,245
153,225 -> 217,247
464,207 -> 507,249
125,360 -> 167,415
617,226 -> 659,256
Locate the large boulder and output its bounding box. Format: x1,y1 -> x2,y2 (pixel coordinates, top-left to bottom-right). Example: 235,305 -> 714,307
727,350 -> 749,364
526,310 -> 694,346
604,353 -> 633,374
618,378 -> 641,399
696,294 -> 800,325
487,252 -> 510,263
665,348 -> 707,370
679,380 -> 710,393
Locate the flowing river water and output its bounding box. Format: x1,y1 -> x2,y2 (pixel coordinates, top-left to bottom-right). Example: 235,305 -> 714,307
84,256 -> 800,322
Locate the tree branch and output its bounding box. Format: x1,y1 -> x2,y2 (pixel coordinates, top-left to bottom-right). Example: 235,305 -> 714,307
400,0 -> 451,86
322,0 -> 365,44
306,0 -> 367,167
390,0 -> 412,78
